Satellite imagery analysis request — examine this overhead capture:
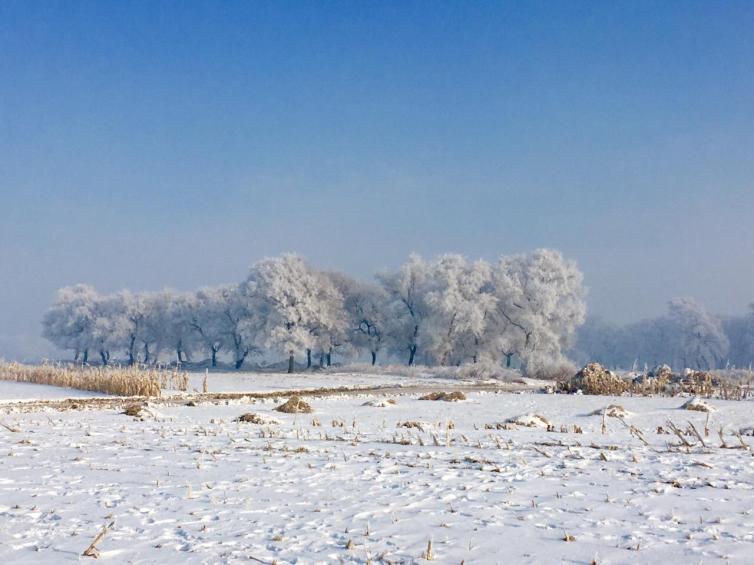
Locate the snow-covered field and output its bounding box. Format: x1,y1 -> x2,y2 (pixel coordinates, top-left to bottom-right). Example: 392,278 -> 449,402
0,381 -> 104,401
1,382 -> 753,564
180,370 -> 527,395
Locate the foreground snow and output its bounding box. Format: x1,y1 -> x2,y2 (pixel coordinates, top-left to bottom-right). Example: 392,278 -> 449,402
1,389 -> 753,563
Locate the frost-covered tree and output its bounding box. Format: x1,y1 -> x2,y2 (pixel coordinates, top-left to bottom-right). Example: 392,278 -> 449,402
307,272 -> 348,367
139,292 -> 171,364
723,306 -> 754,368
378,254 -> 431,366
328,273 -> 388,365
667,297 -> 728,370
573,299 -> 732,371
216,284 -> 257,370
161,290 -> 198,364
41,284 -> 100,363
243,254 -> 341,372
87,293 -> 125,366
41,248 -> 594,371
568,316 -> 628,369
110,291 -> 154,365
184,287 -> 228,367
423,255 -> 496,365
489,249 -> 586,373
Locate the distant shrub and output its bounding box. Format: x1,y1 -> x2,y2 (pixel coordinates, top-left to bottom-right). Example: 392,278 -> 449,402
527,360 -> 577,382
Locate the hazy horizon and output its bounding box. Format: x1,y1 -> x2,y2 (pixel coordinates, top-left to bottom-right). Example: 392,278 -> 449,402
2,2 -> 754,360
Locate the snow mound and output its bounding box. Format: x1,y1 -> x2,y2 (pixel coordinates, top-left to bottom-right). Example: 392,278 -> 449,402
275,396 -> 314,414
680,397 -> 716,413
122,403 -> 166,420
505,413 -> 552,428
362,398 -> 397,407
234,412 -> 281,425
588,404 -> 631,418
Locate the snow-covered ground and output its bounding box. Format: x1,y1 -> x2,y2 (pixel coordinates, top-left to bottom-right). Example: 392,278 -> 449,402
1,386 -> 753,563
180,369 -> 528,395
0,381 -> 104,402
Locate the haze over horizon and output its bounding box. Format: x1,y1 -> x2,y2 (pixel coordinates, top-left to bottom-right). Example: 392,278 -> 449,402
2,2 -> 754,360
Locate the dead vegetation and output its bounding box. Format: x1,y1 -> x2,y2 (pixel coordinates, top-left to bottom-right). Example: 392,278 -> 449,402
397,420 -> 427,431
235,412 -> 281,425
275,396 -> 314,414
561,363 -> 629,395
0,361 -> 188,397
123,403 -> 144,417
82,520 -> 115,558
559,362 -> 752,400
418,391 -> 467,402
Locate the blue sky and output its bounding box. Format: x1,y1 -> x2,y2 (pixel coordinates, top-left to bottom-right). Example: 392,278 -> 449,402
1,1 -> 753,358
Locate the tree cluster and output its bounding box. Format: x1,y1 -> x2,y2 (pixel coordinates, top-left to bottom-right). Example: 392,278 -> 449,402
42,250 -> 586,373
571,297 -> 754,371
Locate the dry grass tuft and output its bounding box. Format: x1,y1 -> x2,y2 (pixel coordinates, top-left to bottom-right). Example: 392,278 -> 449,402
419,391 -> 467,402
123,403 -> 144,417
397,420 -> 427,431
0,361 -> 188,397
275,396 -> 313,413
561,363 -> 628,395
484,422 -> 515,430
422,539 -> 434,560
82,520 -> 115,558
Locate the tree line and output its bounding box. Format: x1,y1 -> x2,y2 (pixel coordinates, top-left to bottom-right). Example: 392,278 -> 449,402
570,297 -> 754,371
42,249 -> 586,374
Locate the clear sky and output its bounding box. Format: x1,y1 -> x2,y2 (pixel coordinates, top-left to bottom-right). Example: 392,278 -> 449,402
1,1 -> 753,359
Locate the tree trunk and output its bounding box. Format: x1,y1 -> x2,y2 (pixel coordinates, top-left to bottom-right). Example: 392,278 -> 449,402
82,349 -> 89,364
211,347 -> 217,368
327,348 -> 332,367
408,345 -> 417,366
128,336 -> 136,366
144,343 -> 150,364
288,352 -> 294,374
177,348 -> 183,364
235,354 -> 246,370
319,351 -> 325,367
505,353 -> 513,368
74,349 -> 80,363
306,348 -> 312,369
371,351 -> 377,366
